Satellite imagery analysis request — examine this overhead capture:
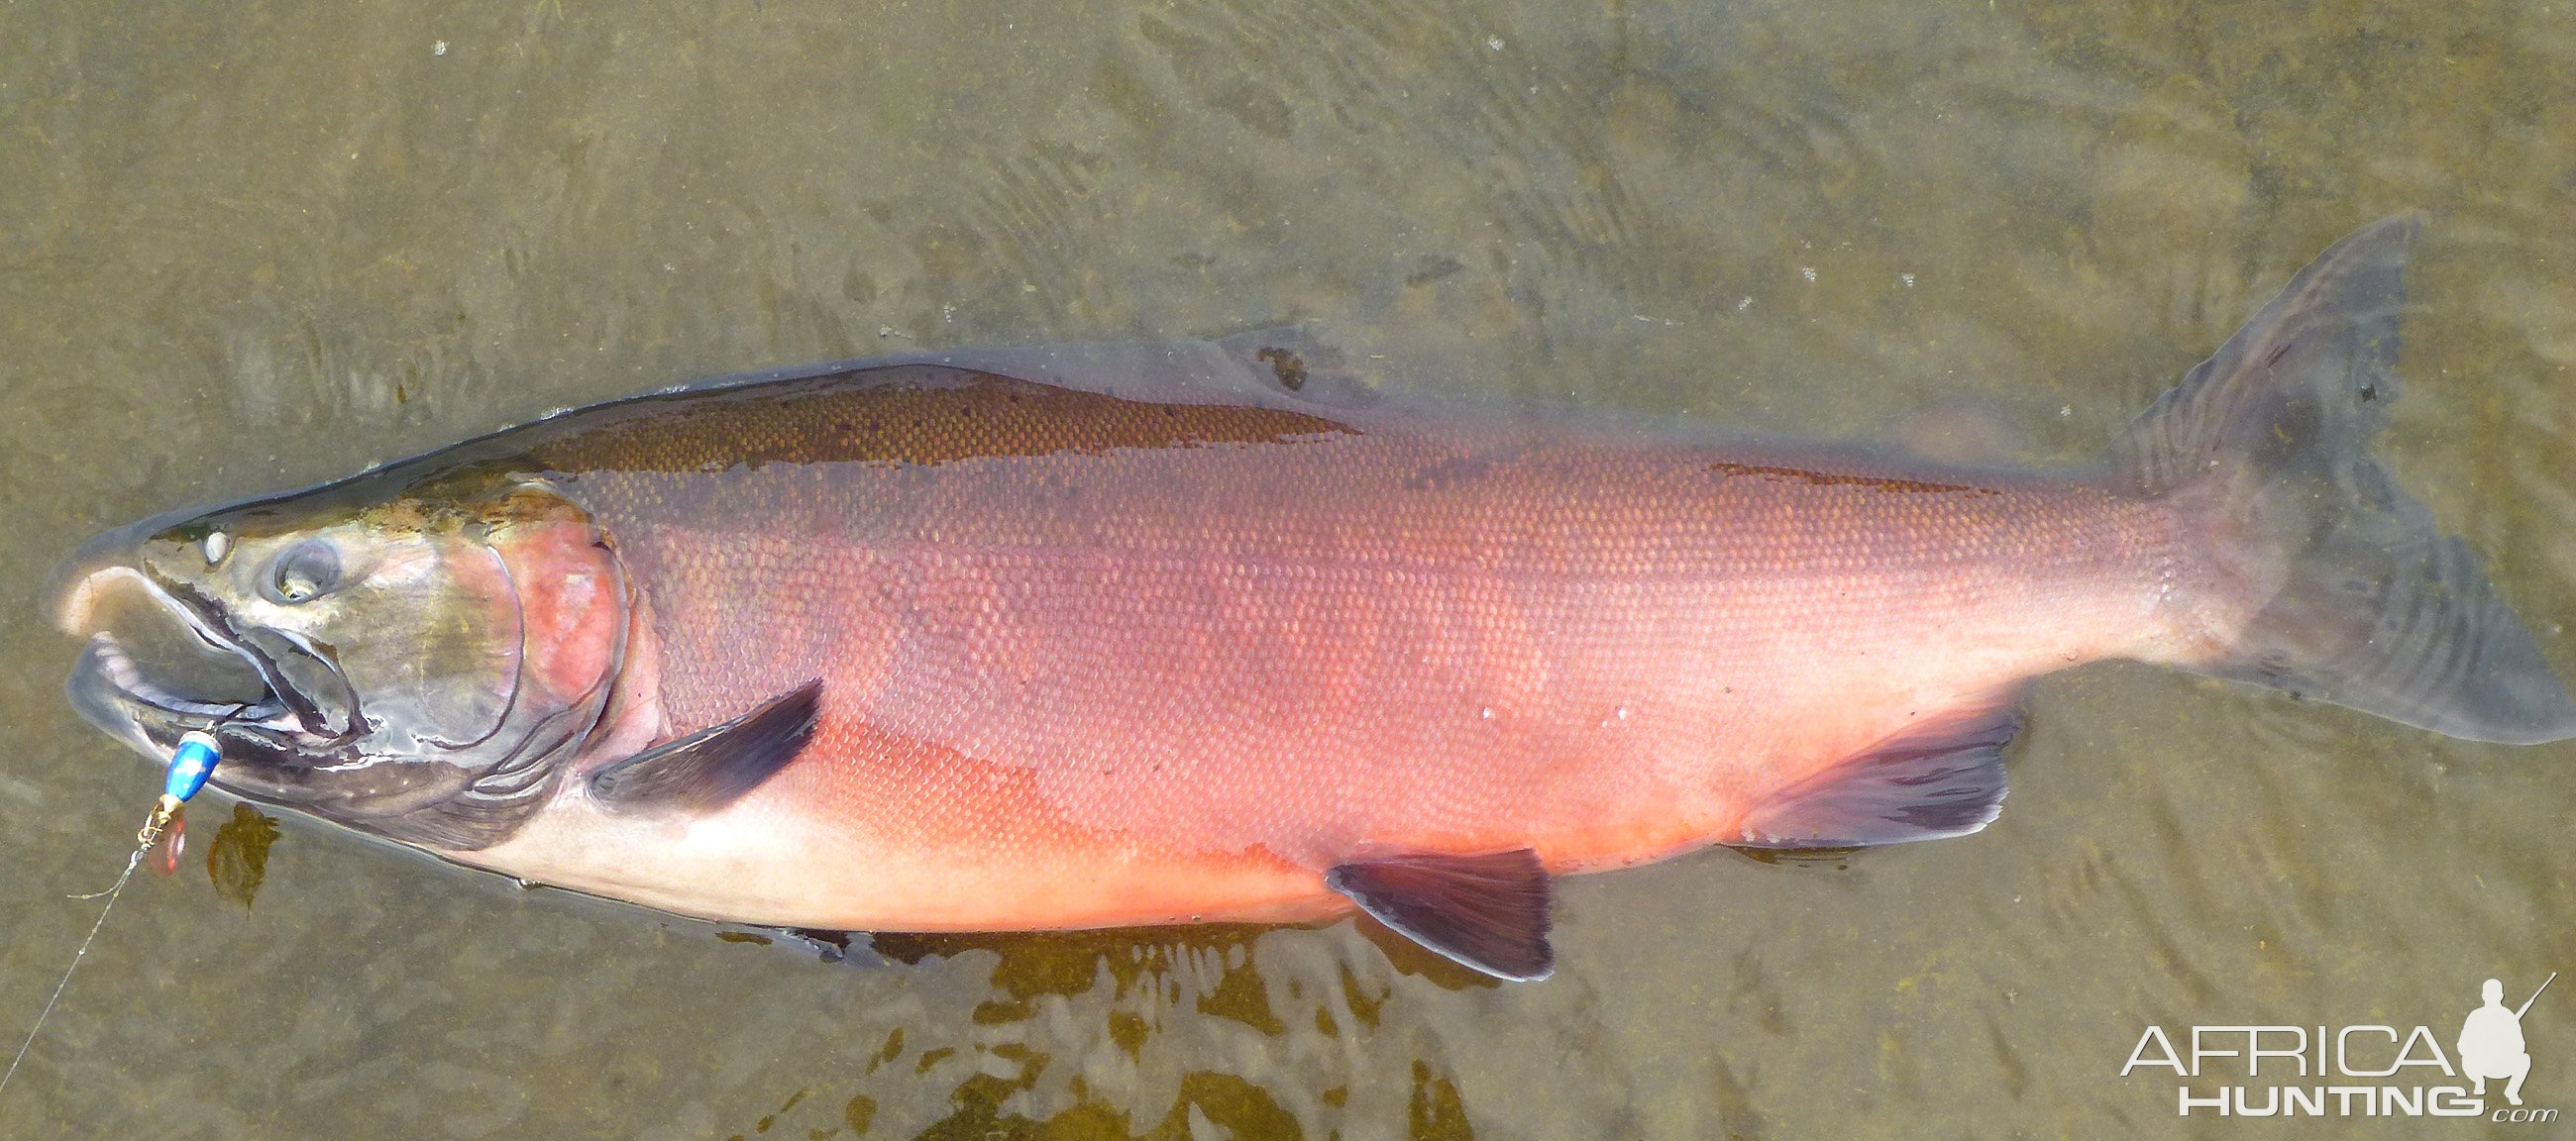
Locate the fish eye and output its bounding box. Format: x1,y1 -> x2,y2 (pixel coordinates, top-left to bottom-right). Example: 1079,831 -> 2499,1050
263,541 -> 343,605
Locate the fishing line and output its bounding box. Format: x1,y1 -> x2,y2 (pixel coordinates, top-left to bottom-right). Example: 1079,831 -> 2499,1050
0,732 -> 221,1101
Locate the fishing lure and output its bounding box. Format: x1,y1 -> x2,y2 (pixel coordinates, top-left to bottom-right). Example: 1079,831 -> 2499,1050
139,732 -> 219,850
0,732 -> 221,1098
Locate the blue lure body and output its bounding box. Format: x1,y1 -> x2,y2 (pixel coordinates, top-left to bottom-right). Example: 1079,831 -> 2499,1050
138,730 -> 220,847
163,733 -> 219,803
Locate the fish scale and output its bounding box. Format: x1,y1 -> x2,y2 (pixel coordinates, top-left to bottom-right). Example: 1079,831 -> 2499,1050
535,415 -> 2182,916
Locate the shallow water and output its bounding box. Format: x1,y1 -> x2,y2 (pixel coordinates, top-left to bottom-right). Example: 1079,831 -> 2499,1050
4,0 -> 2574,1137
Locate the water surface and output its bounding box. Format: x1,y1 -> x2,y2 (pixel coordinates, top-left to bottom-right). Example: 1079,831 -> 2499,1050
3,0 -> 2573,1136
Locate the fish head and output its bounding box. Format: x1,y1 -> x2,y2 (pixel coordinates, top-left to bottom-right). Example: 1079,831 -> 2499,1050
50,475 -> 630,849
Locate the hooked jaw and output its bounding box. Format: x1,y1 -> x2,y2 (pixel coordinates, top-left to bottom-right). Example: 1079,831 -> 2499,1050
51,529 -> 358,767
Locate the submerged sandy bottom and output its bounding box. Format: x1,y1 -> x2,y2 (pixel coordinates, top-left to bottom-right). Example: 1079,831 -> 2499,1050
1,0 -> 2572,1136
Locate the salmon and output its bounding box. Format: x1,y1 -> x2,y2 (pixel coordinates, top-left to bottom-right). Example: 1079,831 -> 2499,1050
49,216 -> 2576,980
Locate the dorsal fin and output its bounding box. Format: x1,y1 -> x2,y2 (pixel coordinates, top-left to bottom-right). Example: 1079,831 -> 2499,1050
588,680 -> 822,813
1325,849 -> 1555,982
1736,699 -> 2020,849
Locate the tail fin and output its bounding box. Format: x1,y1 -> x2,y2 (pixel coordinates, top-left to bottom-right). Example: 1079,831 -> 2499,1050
2119,214 -> 2576,745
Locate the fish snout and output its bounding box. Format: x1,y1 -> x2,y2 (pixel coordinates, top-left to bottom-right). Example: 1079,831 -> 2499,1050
51,518 -> 326,761
46,516 -> 162,637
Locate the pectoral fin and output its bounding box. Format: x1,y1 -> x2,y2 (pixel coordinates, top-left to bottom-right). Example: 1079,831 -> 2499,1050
588,680 -> 822,813
1736,699 -> 2020,848
1326,848 -> 1555,982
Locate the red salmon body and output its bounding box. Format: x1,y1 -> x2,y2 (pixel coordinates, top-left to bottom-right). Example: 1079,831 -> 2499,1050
54,217 -> 2576,980
480,375 -> 2198,931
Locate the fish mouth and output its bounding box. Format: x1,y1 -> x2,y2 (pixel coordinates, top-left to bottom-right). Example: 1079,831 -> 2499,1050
60,565 -> 362,759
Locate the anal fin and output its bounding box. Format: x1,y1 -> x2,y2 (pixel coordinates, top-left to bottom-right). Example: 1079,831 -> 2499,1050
588,679 -> 823,813
1325,848 -> 1555,982
1736,700 -> 2021,849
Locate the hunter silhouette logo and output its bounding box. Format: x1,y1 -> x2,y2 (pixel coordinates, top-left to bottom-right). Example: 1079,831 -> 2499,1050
2460,974 -> 2553,1108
